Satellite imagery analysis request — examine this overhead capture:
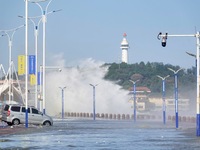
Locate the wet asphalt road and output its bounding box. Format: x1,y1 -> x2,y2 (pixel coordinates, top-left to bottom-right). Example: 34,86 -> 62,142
0,118 -> 199,150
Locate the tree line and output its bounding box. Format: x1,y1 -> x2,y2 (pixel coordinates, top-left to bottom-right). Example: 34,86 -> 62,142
103,62 -> 196,99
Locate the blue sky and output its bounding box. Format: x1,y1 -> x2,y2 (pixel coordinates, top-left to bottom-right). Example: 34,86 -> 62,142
0,0 -> 200,70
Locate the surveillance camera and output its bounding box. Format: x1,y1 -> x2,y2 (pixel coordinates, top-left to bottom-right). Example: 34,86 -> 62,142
162,37 -> 167,47
157,32 -> 168,47
161,33 -> 168,47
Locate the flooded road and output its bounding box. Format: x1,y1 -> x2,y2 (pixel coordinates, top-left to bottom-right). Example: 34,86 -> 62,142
0,119 -> 200,150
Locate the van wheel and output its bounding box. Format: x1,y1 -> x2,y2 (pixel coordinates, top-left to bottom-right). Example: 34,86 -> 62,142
12,119 -> 20,125
43,121 -> 51,126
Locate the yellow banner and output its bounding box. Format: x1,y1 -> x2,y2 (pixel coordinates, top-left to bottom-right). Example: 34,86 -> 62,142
30,74 -> 36,85
18,55 -> 25,75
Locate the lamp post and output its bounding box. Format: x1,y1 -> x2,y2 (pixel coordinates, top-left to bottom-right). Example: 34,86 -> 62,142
89,84 -> 98,120
25,0 -> 29,128
129,79 -> 139,122
32,0 -> 61,114
157,75 -> 170,125
158,32 -> 200,135
39,65 -> 62,111
19,10 -> 60,108
18,15 -> 42,109
59,86 -> 66,119
168,68 -> 182,129
24,0 -> 47,128
0,25 -> 24,104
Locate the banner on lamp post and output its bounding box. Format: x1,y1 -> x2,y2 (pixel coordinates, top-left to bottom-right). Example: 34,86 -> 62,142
37,72 -> 42,85
37,71 -> 43,85
30,74 -> 36,85
18,55 -> 25,75
29,55 -> 36,75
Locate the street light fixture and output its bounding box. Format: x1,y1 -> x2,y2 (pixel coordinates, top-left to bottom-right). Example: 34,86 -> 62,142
157,75 -> 170,125
186,51 -> 198,69
18,9 -> 60,109
59,86 -> 66,119
89,83 -> 98,120
186,51 -> 196,58
168,67 -> 182,129
129,79 -> 139,122
0,25 -> 24,104
32,0 -> 61,114
19,15 -> 42,109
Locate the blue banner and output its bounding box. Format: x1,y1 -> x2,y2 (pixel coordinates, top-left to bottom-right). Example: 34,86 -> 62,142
38,72 -> 41,85
37,72 -> 43,85
29,55 -> 36,74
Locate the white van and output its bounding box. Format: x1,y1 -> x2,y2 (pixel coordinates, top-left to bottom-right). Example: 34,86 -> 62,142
1,104 -> 53,126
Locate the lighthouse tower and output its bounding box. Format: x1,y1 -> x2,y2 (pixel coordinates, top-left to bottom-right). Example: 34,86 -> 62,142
120,33 -> 129,63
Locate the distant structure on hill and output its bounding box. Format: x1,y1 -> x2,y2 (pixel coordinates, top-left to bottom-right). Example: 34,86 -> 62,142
120,33 -> 129,63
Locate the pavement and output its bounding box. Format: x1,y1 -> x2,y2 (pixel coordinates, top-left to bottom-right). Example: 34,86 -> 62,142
0,121 -> 41,136
0,121 -> 26,136
0,126 -> 25,136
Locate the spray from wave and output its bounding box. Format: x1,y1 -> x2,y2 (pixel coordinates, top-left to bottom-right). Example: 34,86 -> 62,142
45,57 -> 132,116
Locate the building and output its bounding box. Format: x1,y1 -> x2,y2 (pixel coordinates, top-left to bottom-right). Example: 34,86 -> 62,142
129,86 -> 151,111
166,98 -> 190,112
129,86 -> 190,113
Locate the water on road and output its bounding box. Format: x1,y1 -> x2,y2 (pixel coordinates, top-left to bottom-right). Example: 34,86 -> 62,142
0,119 -> 200,150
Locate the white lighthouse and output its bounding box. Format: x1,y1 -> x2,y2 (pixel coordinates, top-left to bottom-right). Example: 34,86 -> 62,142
120,33 -> 129,63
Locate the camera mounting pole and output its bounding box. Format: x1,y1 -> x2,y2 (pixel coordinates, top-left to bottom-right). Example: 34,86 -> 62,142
157,32 -> 200,136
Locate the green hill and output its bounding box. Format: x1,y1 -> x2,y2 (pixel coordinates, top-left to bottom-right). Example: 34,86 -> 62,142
103,62 -> 196,99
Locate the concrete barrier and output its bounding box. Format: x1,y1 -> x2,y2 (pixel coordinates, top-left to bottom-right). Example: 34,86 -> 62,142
64,112 -> 196,124
168,115 -> 171,120
187,116 -> 191,122
182,116 -> 186,122
122,114 -> 125,120
191,117 -> 195,123
172,116 -> 175,121
117,114 -> 121,120
105,113 -> 108,119
67,112 -> 70,117
96,113 -> 100,118
90,113 -> 93,118
101,113 -> 104,118
126,114 -> 130,120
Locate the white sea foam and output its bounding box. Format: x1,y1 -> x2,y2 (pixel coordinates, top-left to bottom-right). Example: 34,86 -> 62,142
45,56 -> 131,116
